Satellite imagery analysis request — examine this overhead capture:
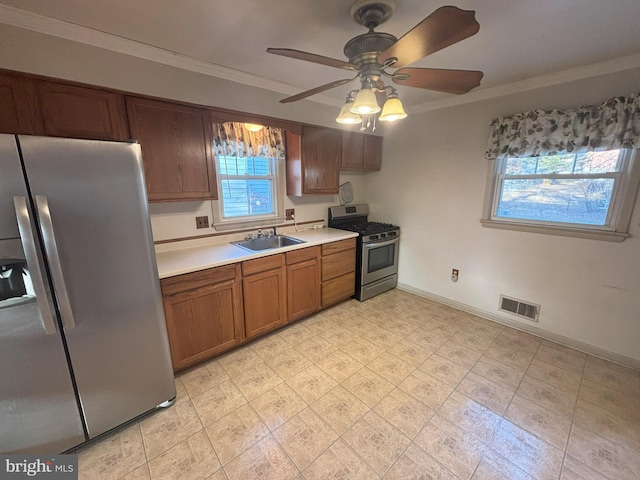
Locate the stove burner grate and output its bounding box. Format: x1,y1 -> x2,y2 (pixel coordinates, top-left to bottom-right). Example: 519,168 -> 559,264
340,221 -> 397,236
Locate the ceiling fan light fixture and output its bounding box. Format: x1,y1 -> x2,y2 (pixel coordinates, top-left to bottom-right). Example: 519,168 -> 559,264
336,102 -> 362,124
379,97 -> 407,122
350,88 -> 381,115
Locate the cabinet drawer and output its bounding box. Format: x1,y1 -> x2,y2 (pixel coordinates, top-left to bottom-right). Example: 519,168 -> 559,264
286,246 -> 320,265
242,253 -> 284,276
321,238 -> 356,255
322,272 -> 355,307
161,264 -> 238,296
322,249 -> 355,282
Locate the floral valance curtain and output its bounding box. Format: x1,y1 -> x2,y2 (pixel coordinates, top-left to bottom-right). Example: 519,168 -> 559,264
485,93 -> 640,160
212,122 -> 285,159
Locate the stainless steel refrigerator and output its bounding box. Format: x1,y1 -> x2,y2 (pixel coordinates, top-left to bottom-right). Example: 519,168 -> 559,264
0,134 -> 176,454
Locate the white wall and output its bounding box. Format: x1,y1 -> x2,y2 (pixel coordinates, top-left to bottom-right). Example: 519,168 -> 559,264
149,172 -> 367,241
366,68 -> 640,365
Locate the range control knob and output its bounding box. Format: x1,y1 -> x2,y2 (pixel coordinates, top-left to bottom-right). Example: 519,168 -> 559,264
370,235 -> 379,240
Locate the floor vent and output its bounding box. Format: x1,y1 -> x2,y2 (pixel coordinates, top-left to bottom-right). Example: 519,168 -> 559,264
499,295 -> 540,322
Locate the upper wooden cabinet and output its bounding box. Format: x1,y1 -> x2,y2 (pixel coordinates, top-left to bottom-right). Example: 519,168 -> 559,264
0,71 -> 129,140
341,131 -> 382,172
0,72 -> 42,135
286,126 -> 342,196
36,81 -> 130,141
126,97 -> 217,202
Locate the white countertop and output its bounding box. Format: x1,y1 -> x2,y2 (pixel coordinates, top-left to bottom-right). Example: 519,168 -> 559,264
155,228 -> 358,278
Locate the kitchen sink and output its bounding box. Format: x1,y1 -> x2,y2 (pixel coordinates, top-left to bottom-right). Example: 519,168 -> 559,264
231,235 -> 305,252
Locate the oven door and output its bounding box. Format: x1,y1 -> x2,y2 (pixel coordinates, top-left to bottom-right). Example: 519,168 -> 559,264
361,236 -> 399,285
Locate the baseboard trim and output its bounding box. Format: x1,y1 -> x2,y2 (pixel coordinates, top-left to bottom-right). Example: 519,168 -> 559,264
397,283 -> 640,371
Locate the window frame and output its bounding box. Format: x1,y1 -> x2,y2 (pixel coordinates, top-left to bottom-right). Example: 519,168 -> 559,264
481,149 -> 640,242
212,154 -> 285,231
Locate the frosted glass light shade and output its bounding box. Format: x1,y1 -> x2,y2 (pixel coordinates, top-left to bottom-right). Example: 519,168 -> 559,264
350,88 -> 381,115
336,103 -> 362,124
244,123 -> 264,132
379,98 -> 407,122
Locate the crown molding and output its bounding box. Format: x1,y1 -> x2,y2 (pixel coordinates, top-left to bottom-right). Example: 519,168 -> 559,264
0,4 -> 344,107
409,53 -> 640,113
2,4 -> 638,113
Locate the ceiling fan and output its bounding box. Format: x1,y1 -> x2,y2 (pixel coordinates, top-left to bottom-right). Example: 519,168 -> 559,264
267,0 -> 483,124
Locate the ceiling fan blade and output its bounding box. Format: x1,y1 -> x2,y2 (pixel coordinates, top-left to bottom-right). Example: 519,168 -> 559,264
392,67 -> 483,94
267,48 -> 358,71
378,6 -> 480,68
280,78 -> 354,103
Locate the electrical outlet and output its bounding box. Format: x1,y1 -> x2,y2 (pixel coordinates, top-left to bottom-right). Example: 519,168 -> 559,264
285,209 -> 295,220
195,216 -> 209,229
451,268 -> 459,282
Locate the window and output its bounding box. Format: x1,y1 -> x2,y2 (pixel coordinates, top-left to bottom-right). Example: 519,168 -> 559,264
217,155 -> 276,218
211,122 -> 286,230
482,93 -> 640,242
213,154 -> 283,228
482,149 -> 640,241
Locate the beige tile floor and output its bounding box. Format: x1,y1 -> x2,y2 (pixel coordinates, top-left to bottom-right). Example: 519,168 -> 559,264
75,289 -> 640,480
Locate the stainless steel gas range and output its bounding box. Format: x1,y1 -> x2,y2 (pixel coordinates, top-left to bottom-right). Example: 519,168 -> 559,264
328,204 -> 399,301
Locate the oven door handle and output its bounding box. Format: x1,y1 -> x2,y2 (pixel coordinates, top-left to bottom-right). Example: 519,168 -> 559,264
362,237 -> 399,249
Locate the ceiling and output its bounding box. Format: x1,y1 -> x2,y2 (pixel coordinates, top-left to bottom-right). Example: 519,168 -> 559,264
2,0 -> 640,113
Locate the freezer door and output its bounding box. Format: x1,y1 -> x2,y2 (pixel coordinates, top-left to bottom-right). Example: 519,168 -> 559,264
18,136 -> 175,439
0,134 -> 86,454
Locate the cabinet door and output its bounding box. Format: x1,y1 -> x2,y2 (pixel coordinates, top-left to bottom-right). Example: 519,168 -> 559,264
126,96 -> 217,202
287,256 -> 320,322
36,81 -> 129,140
301,126 -> 341,194
341,131 -> 365,170
0,72 -> 43,135
243,267 -> 286,339
163,277 -> 244,371
363,135 -> 383,171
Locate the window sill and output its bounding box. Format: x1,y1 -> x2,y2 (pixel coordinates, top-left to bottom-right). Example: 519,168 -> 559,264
480,219 -> 630,242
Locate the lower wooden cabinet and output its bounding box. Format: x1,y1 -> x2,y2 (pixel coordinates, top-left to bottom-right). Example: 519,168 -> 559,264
286,246 -> 321,322
321,238 -> 356,307
160,240 -> 356,371
161,264 -> 244,372
242,254 -> 287,339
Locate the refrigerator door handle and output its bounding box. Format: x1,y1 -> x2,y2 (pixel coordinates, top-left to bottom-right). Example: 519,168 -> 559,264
35,195 -> 77,331
13,196 -> 58,335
